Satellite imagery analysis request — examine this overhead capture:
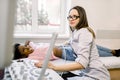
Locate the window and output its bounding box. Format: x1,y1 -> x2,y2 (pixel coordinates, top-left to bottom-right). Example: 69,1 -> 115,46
14,0 -> 71,38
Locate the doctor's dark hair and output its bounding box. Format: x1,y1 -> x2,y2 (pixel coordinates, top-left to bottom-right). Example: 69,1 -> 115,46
69,6 -> 96,38
13,43 -> 22,60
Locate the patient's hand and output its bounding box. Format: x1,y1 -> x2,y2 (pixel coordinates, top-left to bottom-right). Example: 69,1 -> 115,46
34,61 -> 43,68
63,40 -> 70,45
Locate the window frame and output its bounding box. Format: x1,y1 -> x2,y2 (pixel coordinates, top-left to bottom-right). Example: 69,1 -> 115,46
14,0 -> 71,39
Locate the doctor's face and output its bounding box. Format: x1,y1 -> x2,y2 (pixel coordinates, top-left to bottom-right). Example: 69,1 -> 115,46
67,9 -> 80,29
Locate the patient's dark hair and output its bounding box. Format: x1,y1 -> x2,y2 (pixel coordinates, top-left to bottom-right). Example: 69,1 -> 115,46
13,43 -> 22,60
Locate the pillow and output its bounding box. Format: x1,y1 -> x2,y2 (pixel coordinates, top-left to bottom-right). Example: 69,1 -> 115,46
100,56 -> 120,69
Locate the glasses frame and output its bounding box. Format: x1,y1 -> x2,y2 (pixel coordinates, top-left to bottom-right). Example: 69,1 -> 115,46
67,15 -> 80,20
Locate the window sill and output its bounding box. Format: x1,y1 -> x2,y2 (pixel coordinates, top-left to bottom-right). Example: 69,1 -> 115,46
14,33 -> 70,39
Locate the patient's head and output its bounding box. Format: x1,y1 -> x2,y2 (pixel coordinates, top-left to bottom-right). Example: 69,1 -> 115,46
13,43 -> 34,60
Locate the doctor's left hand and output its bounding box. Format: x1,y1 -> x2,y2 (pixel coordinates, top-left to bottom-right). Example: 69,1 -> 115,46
35,61 -> 55,70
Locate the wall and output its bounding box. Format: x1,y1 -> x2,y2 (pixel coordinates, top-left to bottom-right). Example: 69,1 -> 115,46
0,0 -> 16,68
71,0 -> 120,49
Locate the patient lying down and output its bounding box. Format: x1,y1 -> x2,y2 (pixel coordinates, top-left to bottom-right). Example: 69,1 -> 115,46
13,41 -> 59,60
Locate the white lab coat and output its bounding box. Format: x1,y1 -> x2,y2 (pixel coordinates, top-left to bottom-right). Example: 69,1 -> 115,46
69,28 -> 110,80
